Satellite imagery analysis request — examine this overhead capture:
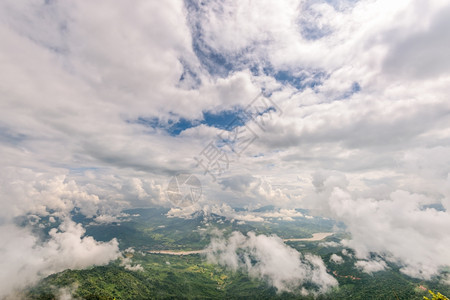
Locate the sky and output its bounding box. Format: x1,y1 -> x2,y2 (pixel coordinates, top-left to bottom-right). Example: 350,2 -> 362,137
1,0 -> 450,296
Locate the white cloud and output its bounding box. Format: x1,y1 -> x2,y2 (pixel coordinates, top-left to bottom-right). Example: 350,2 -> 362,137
383,4 -> 450,80
205,231 -> 337,294
0,220 -> 120,298
55,285 -> 79,300
311,177 -> 450,279
120,257 -> 144,272
319,241 -> 341,248
261,209 -> 304,219
341,249 -> 353,258
174,203 -> 309,223
330,254 -> 344,264
93,214 -> 122,224
167,202 -> 204,219
355,259 -> 388,274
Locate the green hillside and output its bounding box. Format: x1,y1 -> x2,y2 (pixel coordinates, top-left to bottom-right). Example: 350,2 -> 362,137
26,208 -> 450,299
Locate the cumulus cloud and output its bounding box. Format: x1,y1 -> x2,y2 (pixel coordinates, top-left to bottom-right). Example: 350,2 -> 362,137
93,213 -> 132,224
308,171 -> 450,279
205,231 -> 337,294
217,174 -> 293,207
0,166 -> 170,225
260,209 -> 304,220
355,259 -> 388,274
330,254 -> 344,264
0,220 -> 120,298
169,202 -> 312,224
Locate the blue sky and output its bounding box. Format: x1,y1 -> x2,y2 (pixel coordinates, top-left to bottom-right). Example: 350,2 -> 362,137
135,109 -> 250,136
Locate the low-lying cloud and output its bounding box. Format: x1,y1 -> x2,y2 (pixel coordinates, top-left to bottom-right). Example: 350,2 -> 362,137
355,259 -> 388,274
0,219 -> 120,298
308,171 -> 450,280
205,231 -> 337,294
